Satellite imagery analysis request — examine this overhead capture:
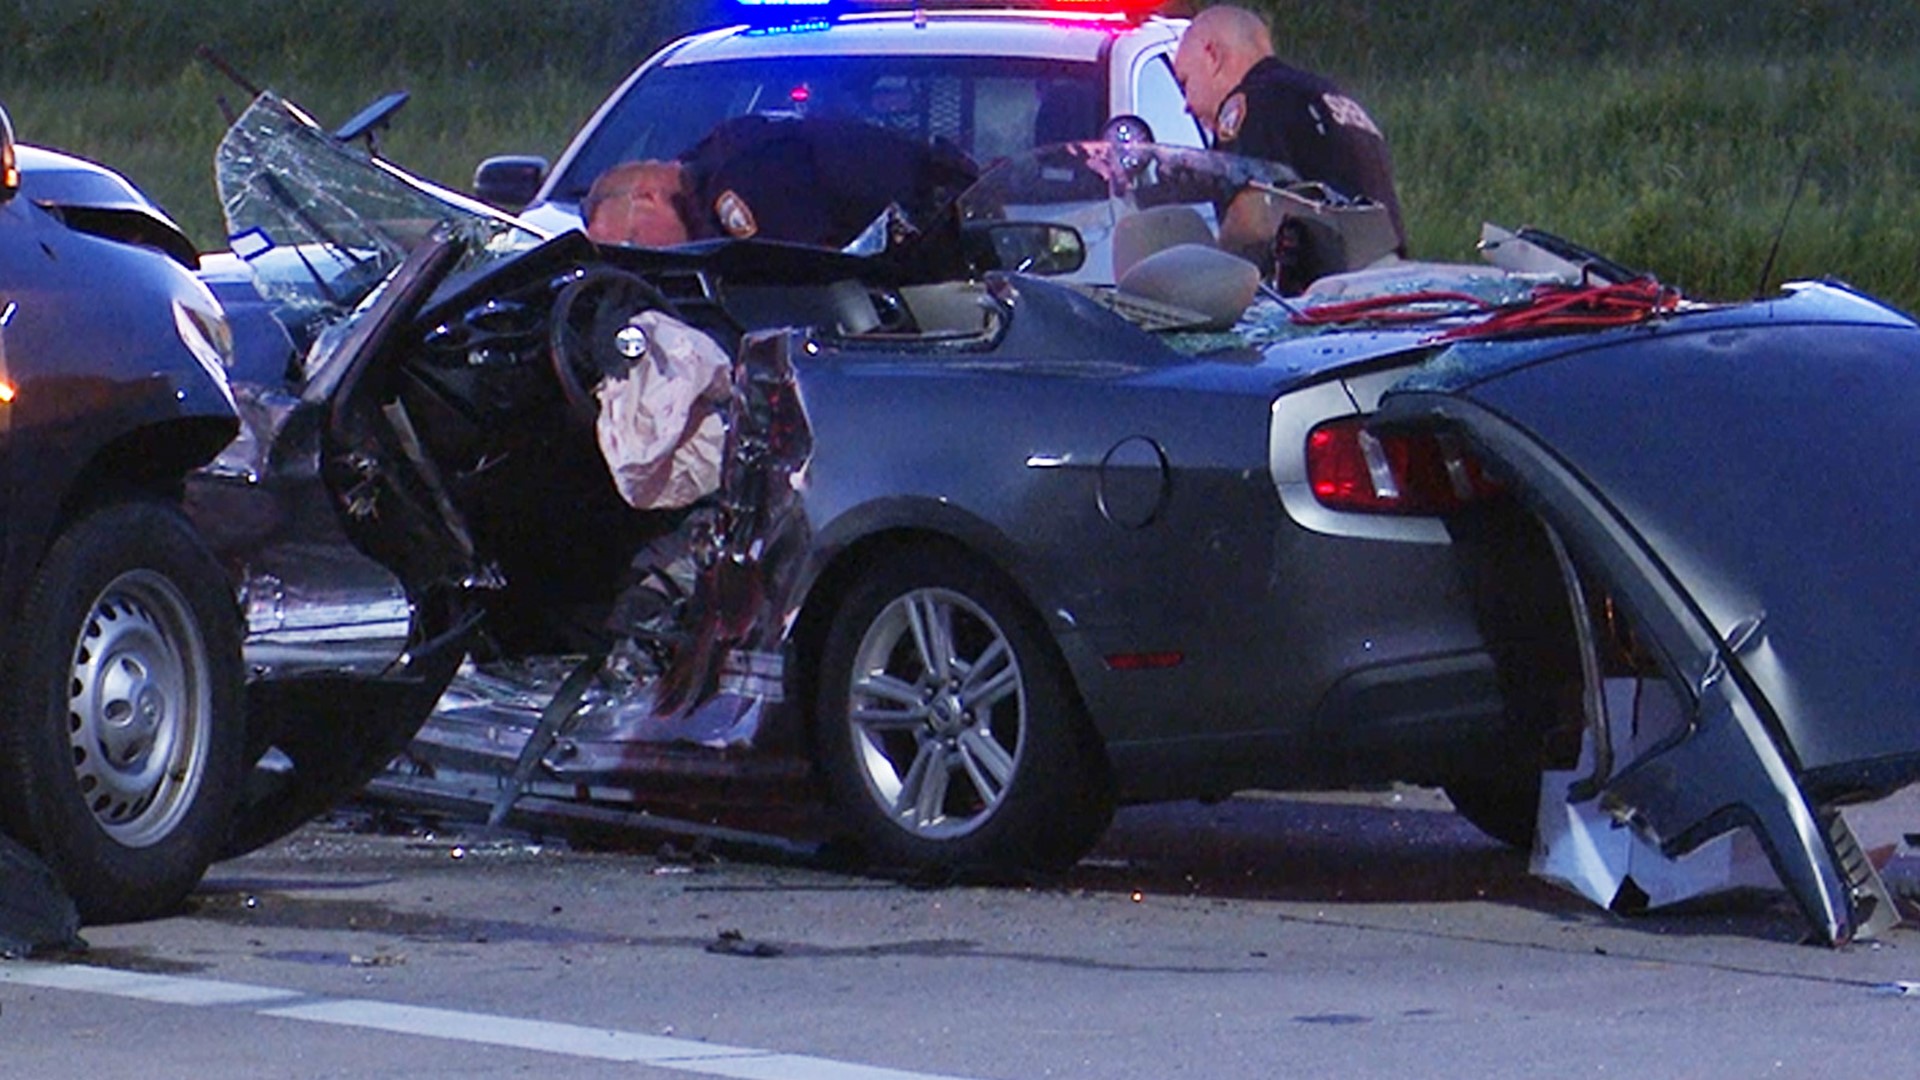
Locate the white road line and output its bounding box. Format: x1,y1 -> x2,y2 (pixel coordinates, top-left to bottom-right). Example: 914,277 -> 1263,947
2,961 -> 979,1080
4,962 -> 302,1006
259,998 -> 763,1063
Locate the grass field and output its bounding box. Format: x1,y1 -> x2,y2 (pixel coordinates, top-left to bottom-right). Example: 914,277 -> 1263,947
4,0 -> 1916,310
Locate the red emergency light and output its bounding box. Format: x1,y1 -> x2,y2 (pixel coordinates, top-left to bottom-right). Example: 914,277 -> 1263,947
1027,0 -> 1167,14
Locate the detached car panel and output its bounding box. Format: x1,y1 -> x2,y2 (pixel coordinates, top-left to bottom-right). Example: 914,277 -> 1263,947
1379,283 -> 1920,943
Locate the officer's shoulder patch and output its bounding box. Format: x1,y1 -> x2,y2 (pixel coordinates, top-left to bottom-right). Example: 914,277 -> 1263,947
1322,93 -> 1382,137
714,189 -> 758,239
1217,91 -> 1247,142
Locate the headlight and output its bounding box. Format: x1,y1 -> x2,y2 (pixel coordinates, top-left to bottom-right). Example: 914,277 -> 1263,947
172,294 -> 237,410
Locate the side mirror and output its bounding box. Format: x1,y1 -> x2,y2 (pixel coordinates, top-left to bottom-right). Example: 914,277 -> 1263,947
472,155 -> 548,212
1,105 -> 19,202
331,90 -> 410,156
963,221 -> 1086,277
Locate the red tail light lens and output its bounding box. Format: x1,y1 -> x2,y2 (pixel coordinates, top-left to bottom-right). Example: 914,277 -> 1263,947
1305,418 -> 1502,514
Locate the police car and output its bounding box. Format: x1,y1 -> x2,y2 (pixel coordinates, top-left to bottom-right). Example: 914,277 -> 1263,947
474,0 -> 1197,234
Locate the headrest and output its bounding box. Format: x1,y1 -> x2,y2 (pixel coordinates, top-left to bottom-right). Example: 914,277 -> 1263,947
1112,204 -> 1215,281
1118,244 -> 1260,329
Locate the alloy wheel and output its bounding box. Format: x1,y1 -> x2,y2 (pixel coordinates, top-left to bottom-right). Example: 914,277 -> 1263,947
845,587 -> 1026,840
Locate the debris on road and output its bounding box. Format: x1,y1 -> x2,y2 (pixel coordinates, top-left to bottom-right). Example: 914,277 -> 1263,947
706,929 -> 782,958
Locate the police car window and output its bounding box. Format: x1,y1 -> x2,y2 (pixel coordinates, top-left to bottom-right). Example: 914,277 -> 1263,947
553,56 -> 1103,202
1132,55 -> 1205,149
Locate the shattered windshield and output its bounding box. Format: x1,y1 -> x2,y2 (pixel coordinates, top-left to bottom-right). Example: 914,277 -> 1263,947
216,92 -> 547,343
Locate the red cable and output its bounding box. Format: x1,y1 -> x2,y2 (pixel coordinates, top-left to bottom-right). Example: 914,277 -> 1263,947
1437,279 -> 1680,341
1290,278 -> 1681,340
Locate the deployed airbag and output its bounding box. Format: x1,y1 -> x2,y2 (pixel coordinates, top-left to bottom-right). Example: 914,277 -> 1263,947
595,311 -> 731,510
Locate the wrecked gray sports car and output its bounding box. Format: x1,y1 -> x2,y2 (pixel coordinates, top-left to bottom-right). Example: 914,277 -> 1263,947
195,94 -> 1920,946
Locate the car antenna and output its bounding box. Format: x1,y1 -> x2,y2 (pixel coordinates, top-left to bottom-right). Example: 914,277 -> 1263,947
194,45 -> 262,126
1753,147 -> 1814,301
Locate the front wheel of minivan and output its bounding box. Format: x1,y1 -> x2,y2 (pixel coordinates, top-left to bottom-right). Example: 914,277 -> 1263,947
0,502 -> 244,923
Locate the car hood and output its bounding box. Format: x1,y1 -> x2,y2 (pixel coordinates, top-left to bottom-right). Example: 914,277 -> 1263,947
1378,280 -> 1920,944
17,145 -> 174,218
16,145 -> 198,266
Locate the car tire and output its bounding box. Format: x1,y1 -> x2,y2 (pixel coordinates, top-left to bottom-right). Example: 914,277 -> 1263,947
0,502 -> 244,923
1444,772 -> 1541,850
816,547 -> 1112,877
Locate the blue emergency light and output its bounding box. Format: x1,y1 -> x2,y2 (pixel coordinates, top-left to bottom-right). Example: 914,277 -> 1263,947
732,0 -> 845,14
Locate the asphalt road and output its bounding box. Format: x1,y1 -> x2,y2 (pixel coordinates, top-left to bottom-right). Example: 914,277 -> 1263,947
6,788 -> 1920,1078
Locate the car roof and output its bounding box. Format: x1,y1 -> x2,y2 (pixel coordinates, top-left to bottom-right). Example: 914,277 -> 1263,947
515,6 -> 1189,232
664,10 -> 1185,65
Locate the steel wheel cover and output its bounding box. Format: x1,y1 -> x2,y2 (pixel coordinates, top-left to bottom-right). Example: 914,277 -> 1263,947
65,570 -> 214,847
846,587 -> 1026,840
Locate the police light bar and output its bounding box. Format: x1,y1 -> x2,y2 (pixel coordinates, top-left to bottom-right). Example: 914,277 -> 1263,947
730,1 -> 1170,24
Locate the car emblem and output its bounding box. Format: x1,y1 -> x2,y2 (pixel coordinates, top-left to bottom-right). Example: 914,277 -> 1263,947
714,189 -> 758,239
1217,92 -> 1247,141
614,324 -> 650,360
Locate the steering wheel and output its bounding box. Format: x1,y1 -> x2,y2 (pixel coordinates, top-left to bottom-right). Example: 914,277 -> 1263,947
547,266 -> 679,426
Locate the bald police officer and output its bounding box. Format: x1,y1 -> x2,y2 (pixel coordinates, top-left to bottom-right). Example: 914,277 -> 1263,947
1173,4 -> 1405,254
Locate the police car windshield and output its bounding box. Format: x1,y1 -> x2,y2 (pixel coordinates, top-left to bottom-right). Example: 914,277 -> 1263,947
551,55 -> 1102,204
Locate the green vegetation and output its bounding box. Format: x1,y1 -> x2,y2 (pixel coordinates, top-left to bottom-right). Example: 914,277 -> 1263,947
4,0 -> 1916,309
2,1 -> 725,248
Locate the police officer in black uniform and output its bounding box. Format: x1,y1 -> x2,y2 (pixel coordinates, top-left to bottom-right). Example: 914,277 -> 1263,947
1173,4 -> 1406,255
584,114 -> 978,255
677,113 -> 979,250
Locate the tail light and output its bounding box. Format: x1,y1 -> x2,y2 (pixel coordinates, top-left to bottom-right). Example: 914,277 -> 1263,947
1305,417 -> 1503,514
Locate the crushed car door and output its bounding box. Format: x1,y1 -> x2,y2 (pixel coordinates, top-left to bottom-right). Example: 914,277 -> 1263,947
1377,284 -> 1920,945
213,89 -> 552,600
213,233 -> 486,859
316,231 -> 486,589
